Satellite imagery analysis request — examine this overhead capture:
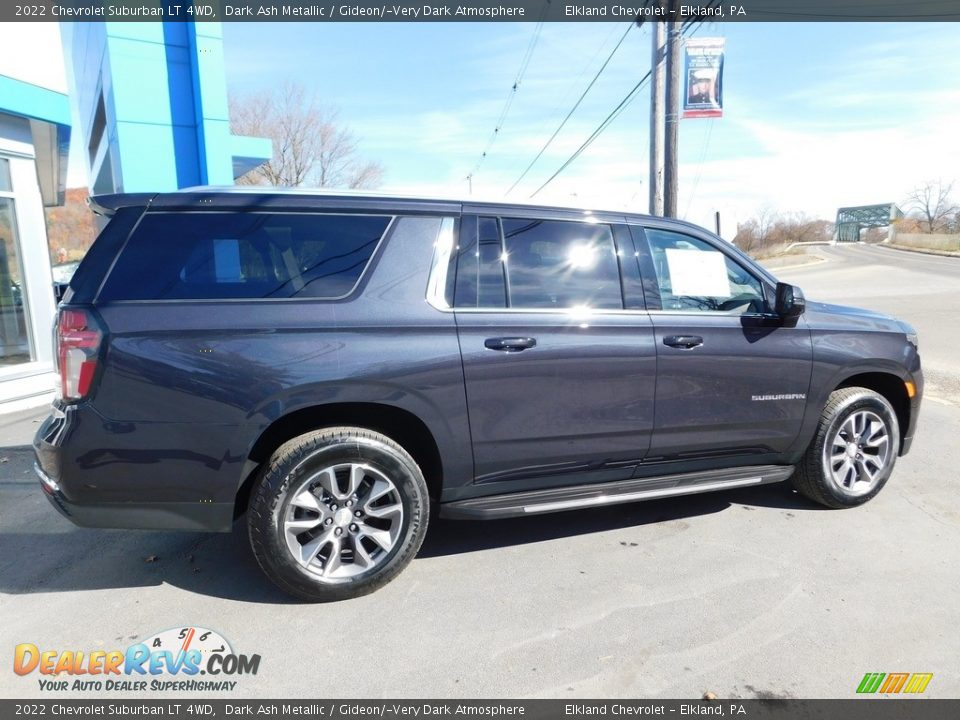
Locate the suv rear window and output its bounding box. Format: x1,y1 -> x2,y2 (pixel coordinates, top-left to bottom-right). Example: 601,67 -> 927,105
502,218 -> 622,309
98,212 -> 391,301
453,216 -> 623,310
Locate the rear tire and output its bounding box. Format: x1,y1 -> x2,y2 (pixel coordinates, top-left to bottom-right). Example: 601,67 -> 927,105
791,386 -> 900,508
247,427 -> 429,601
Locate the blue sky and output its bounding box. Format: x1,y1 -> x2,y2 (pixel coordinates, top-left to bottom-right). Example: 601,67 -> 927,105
220,21 -> 960,233
25,21 -> 949,235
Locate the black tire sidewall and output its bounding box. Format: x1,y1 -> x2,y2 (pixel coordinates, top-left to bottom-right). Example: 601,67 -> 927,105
814,391 -> 900,507
250,431 -> 428,601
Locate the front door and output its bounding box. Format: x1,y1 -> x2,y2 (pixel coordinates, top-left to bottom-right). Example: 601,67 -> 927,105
633,224 -> 813,461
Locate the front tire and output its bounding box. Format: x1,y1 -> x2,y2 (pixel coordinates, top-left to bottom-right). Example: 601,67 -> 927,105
248,427 -> 429,601
792,386 -> 900,508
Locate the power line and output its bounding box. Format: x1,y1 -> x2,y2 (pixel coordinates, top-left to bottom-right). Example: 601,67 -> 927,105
551,25 -> 624,121
507,23 -> 622,176
530,70 -> 652,198
466,12 -> 548,185
504,21 -> 638,196
529,16 -> 711,199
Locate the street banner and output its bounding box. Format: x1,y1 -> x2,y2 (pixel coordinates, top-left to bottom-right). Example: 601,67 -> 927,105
683,38 -> 725,119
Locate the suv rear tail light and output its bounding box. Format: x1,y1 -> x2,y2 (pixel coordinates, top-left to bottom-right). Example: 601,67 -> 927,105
57,308 -> 102,401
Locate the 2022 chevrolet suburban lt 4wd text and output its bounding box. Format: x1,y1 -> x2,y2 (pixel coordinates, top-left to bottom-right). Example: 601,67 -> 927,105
34,189 -> 922,601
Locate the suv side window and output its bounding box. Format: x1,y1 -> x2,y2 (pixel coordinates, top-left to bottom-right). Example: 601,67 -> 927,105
98,212 -> 391,301
453,216 -> 508,308
643,228 -> 766,314
501,218 -> 623,310
452,216 -> 623,310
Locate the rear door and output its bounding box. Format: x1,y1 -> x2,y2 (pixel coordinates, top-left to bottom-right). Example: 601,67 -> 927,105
631,223 -> 813,461
449,210 -> 657,495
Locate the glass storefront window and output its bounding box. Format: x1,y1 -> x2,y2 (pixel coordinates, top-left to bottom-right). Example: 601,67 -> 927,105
0,158 -> 11,192
0,191 -> 34,366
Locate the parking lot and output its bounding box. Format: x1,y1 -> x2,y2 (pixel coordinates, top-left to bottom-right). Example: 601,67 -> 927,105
2,243 -> 958,699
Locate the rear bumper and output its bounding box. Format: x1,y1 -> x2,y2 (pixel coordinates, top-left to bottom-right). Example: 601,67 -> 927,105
37,479 -> 233,531
33,404 -> 235,532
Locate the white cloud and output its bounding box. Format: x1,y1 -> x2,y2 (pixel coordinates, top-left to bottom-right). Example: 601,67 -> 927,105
376,25 -> 960,239
0,23 -> 67,93
677,90 -> 960,234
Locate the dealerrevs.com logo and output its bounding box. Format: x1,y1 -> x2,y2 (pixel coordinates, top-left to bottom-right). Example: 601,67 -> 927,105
14,627 -> 260,693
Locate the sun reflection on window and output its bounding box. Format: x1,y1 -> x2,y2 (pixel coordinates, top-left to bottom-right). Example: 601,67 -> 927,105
567,243 -> 597,270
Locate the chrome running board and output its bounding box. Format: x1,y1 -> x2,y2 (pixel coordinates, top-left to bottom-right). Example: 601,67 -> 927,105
440,465 -> 794,520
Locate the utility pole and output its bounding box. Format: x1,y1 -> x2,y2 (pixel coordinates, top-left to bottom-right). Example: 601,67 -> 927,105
663,4 -> 682,218
648,17 -> 665,217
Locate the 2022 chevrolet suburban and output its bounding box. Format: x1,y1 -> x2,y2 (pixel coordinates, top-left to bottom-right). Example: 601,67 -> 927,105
34,188 -> 922,601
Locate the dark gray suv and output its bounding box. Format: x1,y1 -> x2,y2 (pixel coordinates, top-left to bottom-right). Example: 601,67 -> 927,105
34,188 -> 922,601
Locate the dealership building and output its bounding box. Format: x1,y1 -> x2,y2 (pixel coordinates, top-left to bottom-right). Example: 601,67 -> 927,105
0,21 -> 270,412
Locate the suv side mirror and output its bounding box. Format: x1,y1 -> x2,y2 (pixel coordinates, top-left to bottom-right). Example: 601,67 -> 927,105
775,282 -> 805,319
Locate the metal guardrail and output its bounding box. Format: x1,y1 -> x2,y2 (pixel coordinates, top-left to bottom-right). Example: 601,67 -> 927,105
785,240 -> 835,252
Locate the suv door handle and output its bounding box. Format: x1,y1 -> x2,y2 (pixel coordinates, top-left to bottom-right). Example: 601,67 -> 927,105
663,335 -> 703,349
484,337 -> 537,352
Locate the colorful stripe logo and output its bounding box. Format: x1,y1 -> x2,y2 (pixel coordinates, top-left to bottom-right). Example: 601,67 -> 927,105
857,672 -> 933,694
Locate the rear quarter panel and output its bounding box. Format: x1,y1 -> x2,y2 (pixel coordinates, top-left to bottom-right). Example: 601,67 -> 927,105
84,215 -> 471,506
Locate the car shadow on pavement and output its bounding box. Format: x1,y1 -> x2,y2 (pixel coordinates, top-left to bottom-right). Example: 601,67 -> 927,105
419,482 -> 823,558
0,472 -> 822,603
0,522 -> 299,604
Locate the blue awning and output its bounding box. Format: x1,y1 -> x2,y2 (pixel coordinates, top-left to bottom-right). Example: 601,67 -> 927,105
230,133 -> 273,180
0,75 -> 71,206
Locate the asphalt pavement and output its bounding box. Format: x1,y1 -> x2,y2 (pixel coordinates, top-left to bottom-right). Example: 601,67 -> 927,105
1,243 -> 958,700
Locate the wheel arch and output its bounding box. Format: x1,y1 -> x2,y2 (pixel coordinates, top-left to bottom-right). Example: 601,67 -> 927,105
834,371 -> 910,453
235,402 -> 445,519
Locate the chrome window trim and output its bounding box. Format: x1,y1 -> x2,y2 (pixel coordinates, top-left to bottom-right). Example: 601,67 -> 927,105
442,307 -> 644,316
431,214 -> 630,314
431,306 -> 770,318
425,217 -> 456,311
95,214 -> 396,305
424,213 -> 775,318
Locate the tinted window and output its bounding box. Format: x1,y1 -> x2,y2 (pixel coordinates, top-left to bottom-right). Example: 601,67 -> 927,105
644,229 -> 765,313
67,206 -> 144,304
501,218 -> 622,309
99,213 -> 390,301
477,217 -> 508,308
453,216 -> 507,308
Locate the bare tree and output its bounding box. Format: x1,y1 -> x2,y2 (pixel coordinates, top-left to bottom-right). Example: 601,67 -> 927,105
229,83 -> 383,189
734,204 -> 778,253
754,204 -> 778,246
905,179 -> 957,233
733,219 -> 760,253
734,208 -> 833,256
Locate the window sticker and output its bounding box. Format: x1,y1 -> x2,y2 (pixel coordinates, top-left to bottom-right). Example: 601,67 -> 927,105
664,248 -> 730,297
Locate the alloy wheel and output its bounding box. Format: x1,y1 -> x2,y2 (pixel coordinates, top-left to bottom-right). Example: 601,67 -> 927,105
283,463 -> 404,582
825,410 -> 892,497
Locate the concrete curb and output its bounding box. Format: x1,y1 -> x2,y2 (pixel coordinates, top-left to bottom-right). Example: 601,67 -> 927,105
879,243 -> 960,259
760,255 -> 828,273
